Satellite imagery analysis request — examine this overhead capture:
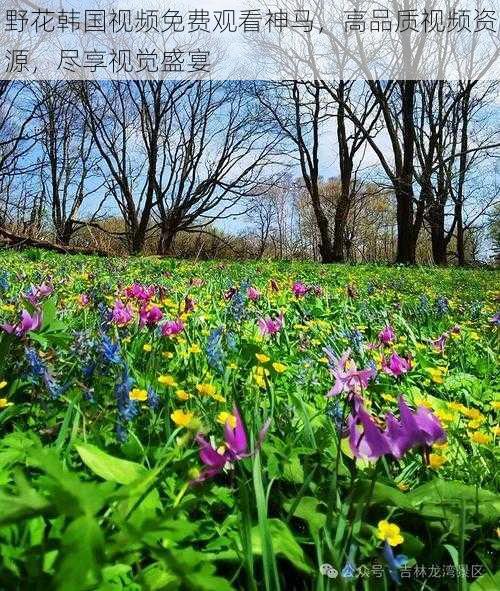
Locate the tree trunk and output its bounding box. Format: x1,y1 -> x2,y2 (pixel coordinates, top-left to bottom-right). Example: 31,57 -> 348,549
429,203 -> 447,265
395,183 -> 416,264
395,81 -> 417,264
332,81 -> 352,263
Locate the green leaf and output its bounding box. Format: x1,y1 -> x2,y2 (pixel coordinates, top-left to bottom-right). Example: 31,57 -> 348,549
54,515 -> 105,591
284,496 -> 326,536
470,571 -> 500,591
252,518 -> 312,574
76,443 -> 147,485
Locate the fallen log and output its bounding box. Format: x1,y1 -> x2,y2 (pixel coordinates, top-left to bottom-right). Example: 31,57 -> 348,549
0,227 -> 109,256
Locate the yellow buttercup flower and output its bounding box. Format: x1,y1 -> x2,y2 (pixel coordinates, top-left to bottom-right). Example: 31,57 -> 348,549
427,367 -> 446,384
212,393 -> 226,403
490,401 -> 500,410
176,389 -> 190,401
228,363 -> 238,370
129,388 -> 148,402
0,381 -> 7,390
196,383 -> 216,397
188,344 -> 201,354
255,353 -> 270,364
272,362 -> 287,373
170,409 -> 194,428
217,411 -> 237,428
162,351 -> 174,359
0,398 -> 13,408
397,482 -> 409,492
143,343 -> 152,352
158,374 -> 177,387
376,520 -> 404,546
470,432 -> 492,445
429,454 -> 447,470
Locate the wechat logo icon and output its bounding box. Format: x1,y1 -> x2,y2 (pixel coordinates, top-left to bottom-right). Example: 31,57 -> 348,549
320,563 -> 338,578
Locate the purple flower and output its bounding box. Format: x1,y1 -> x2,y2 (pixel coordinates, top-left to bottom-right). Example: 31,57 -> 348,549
258,312 -> 284,337
247,286 -> 260,302
292,281 -> 308,298
382,352 -> 411,378
348,396 -> 446,462
1,309 -> 42,337
431,332 -> 448,353
490,313 -> 500,327
161,318 -> 184,337
139,304 -> 163,327
324,349 -> 376,397
25,281 -> 53,306
378,325 -> 395,345
384,397 -> 446,458
194,407 -> 270,482
348,405 -> 393,461
111,300 -> 133,327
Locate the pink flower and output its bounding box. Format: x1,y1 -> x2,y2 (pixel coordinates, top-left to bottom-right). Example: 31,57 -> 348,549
78,293 -> 90,307
292,281 -> 308,298
111,300 -> 133,327
247,286 -> 260,302
258,312 -> 284,336
1,309 -> 42,337
378,325 -> 395,345
324,349 -> 376,397
161,318 -> 184,337
139,304 -> 163,327
125,284 -> 155,301
382,352 -> 412,378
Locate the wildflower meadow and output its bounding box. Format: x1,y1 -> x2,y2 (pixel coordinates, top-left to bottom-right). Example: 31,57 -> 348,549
0,248 -> 498,590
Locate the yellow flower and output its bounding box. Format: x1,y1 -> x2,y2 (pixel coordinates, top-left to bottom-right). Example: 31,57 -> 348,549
217,411 -> 237,428
397,482 -> 409,492
381,393 -> 396,403
255,353 -> 270,364
490,401 -> 500,411
468,418 -> 485,429
129,388 -> 148,402
319,357 -> 329,364
188,344 -> 201,354
0,381 -> 7,390
272,362 -> 287,373
170,409 -> 194,428
158,374 -> 177,387
415,397 -> 433,409
435,410 -> 454,424
176,389 -> 190,401
376,520 -> 404,546
492,426 -> 500,437
427,367 -> 446,384
470,432 -> 492,445
212,393 -> 226,403
143,343 -> 152,352
162,351 -> 174,359
228,362 -> 238,370
0,398 -> 13,408
429,454 -> 447,470
196,383 -> 216,397
448,402 -> 467,413
469,331 -> 480,341
462,407 -> 482,420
